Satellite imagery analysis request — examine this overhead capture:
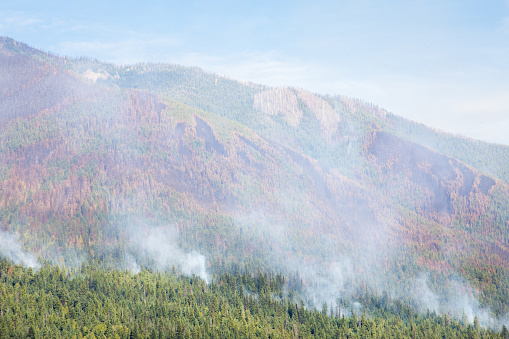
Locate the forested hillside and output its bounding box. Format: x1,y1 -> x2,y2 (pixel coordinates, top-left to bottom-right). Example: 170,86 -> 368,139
1,36 -> 509,334
1,259 -> 508,338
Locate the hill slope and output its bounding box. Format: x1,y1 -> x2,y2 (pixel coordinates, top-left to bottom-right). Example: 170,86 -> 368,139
1,37 -> 509,321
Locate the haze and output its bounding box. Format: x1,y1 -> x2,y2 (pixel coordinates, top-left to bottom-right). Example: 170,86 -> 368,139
1,0 -> 508,145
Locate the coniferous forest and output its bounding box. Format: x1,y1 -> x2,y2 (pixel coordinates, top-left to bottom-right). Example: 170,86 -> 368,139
2,259 -> 509,339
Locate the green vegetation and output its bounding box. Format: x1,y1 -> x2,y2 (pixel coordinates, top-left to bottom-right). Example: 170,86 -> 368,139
1,259 -> 507,339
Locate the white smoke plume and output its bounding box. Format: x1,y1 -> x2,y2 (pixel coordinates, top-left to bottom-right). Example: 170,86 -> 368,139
125,253 -> 141,274
413,273 -> 440,313
294,258 -> 356,310
412,274 -> 509,329
128,225 -> 209,283
0,230 -> 40,268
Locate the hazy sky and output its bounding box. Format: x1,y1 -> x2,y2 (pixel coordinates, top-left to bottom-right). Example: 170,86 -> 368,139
2,0 -> 509,145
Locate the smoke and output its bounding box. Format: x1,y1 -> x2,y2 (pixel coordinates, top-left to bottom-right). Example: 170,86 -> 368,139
231,208 -> 509,329
412,274 -> 509,329
292,258 -> 357,310
233,209 -> 387,312
413,273 -> 440,313
234,211 -> 291,253
124,253 -> 141,274
0,230 -> 40,268
49,247 -> 87,270
126,224 -> 209,283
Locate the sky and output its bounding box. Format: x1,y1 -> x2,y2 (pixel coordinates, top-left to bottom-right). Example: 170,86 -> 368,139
1,0 -> 509,145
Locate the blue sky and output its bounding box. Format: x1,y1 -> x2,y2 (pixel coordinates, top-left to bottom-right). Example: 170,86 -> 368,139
2,0 -> 509,145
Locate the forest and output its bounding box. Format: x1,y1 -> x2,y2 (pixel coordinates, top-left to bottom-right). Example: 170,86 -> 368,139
1,259 -> 509,339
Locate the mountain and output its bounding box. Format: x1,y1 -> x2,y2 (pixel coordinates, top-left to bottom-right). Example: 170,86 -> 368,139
1,36 -> 509,321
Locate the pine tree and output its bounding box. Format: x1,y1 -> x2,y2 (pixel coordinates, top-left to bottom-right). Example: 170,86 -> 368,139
502,324 -> 509,339
461,310 -> 469,327
473,315 -> 480,331
129,326 -> 139,339
27,326 -> 36,339
0,320 -> 6,339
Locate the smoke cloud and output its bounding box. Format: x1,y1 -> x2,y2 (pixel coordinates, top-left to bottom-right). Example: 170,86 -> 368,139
233,209 -> 386,311
412,274 -> 509,329
0,230 -> 39,268
231,207 -> 509,329
126,224 -> 209,283
413,273 -> 441,313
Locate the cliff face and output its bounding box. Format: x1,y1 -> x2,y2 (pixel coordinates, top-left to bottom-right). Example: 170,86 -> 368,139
367,130 -> 495,215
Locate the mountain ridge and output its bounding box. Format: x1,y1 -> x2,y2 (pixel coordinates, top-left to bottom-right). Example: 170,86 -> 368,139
1,37 -> 509,320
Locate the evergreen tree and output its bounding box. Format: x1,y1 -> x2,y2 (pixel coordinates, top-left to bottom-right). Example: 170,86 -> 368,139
129,326 -> 139,339
0,321 -> 6,339
502,324 -> 509,339
27,326 -> 36,339
473,315 -> 480,331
